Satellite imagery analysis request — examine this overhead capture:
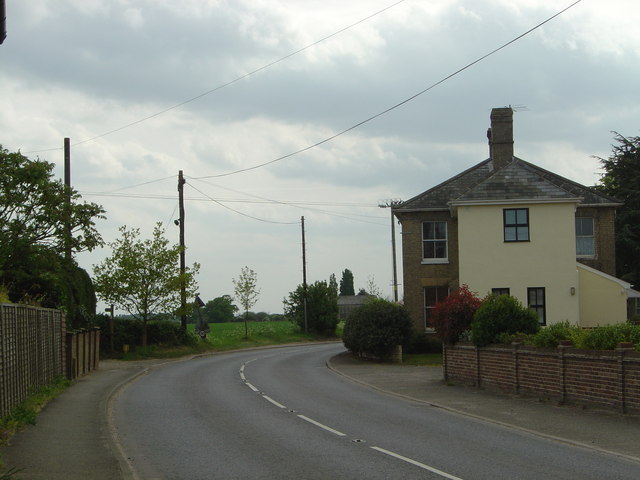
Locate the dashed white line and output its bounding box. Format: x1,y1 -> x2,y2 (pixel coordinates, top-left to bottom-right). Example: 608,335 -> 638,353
371,447 -> 464,480
263,395 -> 287,409
297,415 -> 347,437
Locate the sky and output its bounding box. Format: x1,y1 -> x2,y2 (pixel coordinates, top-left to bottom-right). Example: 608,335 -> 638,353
1,0 -> 639,314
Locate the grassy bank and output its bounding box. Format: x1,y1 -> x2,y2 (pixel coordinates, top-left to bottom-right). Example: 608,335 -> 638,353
122,320 -> 334,360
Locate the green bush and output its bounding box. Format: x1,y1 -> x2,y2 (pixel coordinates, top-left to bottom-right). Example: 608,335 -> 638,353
343,299 -> 413,358
576,323 -> 640,350
471,294 -> 540,347
532,321 -> 582,348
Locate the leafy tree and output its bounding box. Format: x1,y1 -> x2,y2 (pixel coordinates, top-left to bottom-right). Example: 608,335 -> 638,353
471,294 -> 539,347
92,223 -> 199,347
339,268 -> 355,296
232,266 -> 260,338
284,279 -> 339,335
595,133 -> 640,286
0,146 -> 105,326
0,146 -> 105,264
203,295 -> 238,323
342,299 -> 413,358
430,284 -> 482,344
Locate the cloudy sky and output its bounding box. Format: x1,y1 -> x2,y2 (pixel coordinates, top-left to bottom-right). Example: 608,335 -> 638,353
1,0 -> 639,314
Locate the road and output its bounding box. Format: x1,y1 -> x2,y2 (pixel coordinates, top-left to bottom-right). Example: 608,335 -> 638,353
112,343 -> 640,479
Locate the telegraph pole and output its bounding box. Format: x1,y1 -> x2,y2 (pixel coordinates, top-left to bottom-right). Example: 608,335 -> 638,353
178,170 -> 187,330
64,138 -> 72,262
378,199 -> 402,302
301,216 -> 308,332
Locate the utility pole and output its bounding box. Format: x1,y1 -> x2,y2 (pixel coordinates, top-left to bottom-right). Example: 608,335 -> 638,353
64,138 -> 72,262
378,199 -> 402,302
105,304 -> 115,355
178,170 -> 187,330
301,216 -> 308,333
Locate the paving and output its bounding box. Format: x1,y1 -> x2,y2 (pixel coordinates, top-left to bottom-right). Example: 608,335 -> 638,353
1,348 -> 639,479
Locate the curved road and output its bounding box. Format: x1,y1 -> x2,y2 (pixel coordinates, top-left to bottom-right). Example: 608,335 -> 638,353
112,343 -> 639,479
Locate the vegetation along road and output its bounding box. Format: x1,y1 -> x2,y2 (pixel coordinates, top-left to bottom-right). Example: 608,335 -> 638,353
112,343 -> 639,479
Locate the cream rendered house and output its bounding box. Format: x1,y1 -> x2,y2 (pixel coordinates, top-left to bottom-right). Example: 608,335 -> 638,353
394,107 -> 636,331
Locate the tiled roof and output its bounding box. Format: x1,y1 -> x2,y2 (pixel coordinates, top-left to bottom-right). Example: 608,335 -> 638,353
395,157 -> 621,211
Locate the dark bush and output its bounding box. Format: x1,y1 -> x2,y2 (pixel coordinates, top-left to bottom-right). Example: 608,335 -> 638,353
95,315 -> 196,355
471,294 -> 540,347
342,299 -> 413,359
404,332 -> 443,354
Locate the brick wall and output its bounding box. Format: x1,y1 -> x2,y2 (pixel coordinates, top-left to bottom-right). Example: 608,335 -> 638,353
576,206 -> 616,276
444,342 -> 640,414
396,210 -> 459,331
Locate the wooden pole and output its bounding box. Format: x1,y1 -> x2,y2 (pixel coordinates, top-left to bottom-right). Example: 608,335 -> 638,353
178,171 -> 187,330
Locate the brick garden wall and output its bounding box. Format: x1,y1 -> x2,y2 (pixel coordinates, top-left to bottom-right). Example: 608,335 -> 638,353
444,342 -> 640,414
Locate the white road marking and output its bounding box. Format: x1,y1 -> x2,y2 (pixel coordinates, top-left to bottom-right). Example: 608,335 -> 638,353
246,382 -> 259,392
371,447 -> 464,480
297,415 -> 347,437
263,395 -> 287,409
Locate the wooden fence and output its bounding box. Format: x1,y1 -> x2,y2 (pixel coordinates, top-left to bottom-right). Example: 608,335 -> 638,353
0,304 -> 100,418
443,342 -> 640,414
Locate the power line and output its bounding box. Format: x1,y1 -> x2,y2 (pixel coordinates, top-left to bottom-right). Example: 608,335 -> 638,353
192,0 -> 583,180
23,0 -> 406,155
186,182 -> 300,225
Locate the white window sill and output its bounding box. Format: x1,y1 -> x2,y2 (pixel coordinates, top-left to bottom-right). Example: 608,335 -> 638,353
421,259 -> 449,265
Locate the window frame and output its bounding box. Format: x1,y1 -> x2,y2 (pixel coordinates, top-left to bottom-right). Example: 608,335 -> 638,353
424,286 -> 449,330
527,287 -> 546,326
575,217 -> 595,257
422,221 -> 448,264
491,288 -> 510,297
503,208 -> 530,242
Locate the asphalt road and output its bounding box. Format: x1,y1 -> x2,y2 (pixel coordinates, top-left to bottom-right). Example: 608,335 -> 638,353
112,343 -> 640,479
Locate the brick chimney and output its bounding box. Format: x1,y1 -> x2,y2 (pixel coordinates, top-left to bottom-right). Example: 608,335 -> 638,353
487,107 -> 514,170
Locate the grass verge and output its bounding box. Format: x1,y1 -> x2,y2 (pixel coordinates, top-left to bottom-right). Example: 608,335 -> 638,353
402,353 -> 443,366
121,321 -> 337,360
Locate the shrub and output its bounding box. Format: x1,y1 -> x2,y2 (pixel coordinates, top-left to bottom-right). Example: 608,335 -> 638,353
95,315 -> 197,355
429,284 -> 481,344
471,294 -> 540,347
532,321 -> 582,348
342,299 -> 413,359
576,323 -> 640,350
404,332 -> 443,354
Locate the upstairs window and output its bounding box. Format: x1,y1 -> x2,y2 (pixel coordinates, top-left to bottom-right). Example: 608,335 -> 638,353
576,217 -> 595,256
504,208 -> 529,242
422,221 -> 448,262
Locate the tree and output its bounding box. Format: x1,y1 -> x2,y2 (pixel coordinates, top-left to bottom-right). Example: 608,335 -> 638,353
92,223 -> 199,347
0,146 -> 105,326
339,268 -> 355,296
596,133 -> 640,287
0,146 -> 105,264
232,266 -> 260,338
429,284 -> 481,344
365,275 -> 383,298
284,279 -> 339,335
203,295 -> 238,323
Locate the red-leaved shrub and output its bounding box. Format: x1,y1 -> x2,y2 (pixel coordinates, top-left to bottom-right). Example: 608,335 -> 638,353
429,284 -> 481,344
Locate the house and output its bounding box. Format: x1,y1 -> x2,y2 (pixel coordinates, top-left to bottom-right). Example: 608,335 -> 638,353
393,107 -> 637,332
338,294 -> 375,320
